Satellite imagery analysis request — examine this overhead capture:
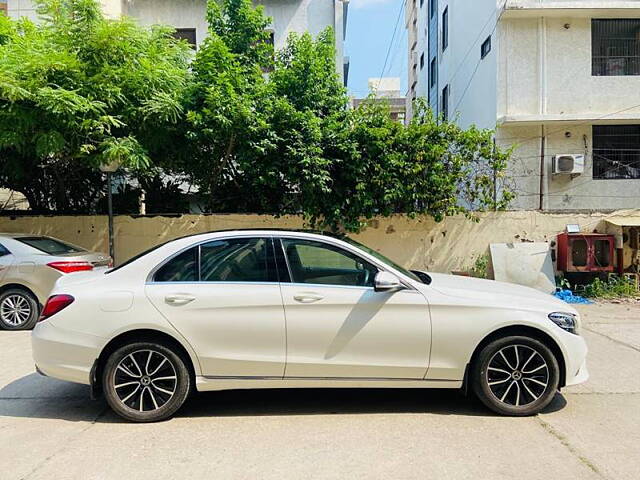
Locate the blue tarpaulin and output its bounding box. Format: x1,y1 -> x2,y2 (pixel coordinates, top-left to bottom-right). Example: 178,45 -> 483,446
554,289 -> 593,305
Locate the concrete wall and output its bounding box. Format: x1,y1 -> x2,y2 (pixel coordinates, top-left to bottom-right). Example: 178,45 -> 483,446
496,13 -> 640,211
498,122 -> 640,211
1,211 -> 635,273
499,15 -> 640,119
446,0 -> 498,129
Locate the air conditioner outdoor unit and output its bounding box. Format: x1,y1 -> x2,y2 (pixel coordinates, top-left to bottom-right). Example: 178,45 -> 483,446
552,154 -> 585,175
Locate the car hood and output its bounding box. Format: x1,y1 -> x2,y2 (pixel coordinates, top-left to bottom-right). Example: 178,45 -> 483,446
420,272 -> 576,315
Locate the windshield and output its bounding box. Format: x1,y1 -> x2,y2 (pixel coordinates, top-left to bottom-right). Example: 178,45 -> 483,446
17,237 -> 85,255
341,237 -> 426,284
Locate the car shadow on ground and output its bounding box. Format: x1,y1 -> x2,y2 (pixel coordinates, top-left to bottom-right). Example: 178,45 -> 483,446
0,372 -> 567,423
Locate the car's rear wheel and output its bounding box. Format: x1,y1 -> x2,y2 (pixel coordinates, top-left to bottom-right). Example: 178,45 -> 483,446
471,336 -> 560,416
103,342 -> 191,423
0,288 -> 39,330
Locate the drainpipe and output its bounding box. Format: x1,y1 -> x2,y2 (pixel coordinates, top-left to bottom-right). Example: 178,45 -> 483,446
539,126 -> 545,211
616,231 -> 625,275
538,17 -> 547,211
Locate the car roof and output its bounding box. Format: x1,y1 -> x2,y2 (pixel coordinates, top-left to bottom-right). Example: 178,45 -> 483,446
0,233 -> 41,239
170,228 -> 347,243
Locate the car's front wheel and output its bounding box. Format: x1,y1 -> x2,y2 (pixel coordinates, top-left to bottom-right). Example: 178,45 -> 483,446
0,288 -> 39,330
471,336 -> 560,416
103,342 -> 191,422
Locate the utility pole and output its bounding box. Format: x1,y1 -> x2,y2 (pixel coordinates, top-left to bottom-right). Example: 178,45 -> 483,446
99,162 -> 120,263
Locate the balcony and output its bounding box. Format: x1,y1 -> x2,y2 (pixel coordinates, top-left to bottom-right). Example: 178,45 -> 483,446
503,0 -> 640,18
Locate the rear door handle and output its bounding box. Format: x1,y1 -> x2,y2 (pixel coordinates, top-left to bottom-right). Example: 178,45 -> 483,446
165,294 -> 196,306
293,293 -> 324,304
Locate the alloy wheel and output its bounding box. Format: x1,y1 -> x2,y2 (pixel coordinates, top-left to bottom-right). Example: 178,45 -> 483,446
113,350 -> 178,412
486,344 -> 549,407
0,294 -> 32,327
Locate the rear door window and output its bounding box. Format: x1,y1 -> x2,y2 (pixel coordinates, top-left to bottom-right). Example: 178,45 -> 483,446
17,237 -> 85,255
200,238 -> 275,283
153,247 -> 198,282
152,237 -> 276,283
0,243 -> 10,257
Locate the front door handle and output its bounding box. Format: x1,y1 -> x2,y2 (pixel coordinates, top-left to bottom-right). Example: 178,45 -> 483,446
293,293 -> 324,304
165,294 -> 196,306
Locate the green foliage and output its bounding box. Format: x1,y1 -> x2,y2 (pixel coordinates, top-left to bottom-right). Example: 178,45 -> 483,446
0,0 -> 191,212
1,0 -> 514,227
471,253 -> 490,279
176,0 -> 513,232
556,276 -> 571,291
582,275 -> 638,299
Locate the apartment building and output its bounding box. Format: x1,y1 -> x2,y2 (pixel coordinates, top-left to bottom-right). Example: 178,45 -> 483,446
351,77 -> 407,123
407,0 -> 640,211
6,0 -> 349,85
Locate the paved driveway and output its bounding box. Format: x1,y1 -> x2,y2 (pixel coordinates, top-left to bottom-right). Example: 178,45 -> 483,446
1,303 -> 639,479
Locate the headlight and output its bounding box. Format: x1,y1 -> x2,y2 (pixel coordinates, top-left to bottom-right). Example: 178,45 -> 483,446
549,312 -> 578,334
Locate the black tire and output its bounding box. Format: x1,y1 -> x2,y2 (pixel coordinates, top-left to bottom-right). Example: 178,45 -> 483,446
0,288 -> 39,330
103,342 -> 191,423
471,335 -> 560,416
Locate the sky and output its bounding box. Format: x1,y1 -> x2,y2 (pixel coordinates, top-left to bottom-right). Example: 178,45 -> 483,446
345,0 -> 407,98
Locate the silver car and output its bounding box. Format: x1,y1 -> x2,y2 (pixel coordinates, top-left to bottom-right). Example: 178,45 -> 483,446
0,234 -> 111,330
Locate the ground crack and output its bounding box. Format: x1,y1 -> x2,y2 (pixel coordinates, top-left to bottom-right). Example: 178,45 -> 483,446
583,326 -> 640,353
19,405 -> 109,480
536,416 -> 606,479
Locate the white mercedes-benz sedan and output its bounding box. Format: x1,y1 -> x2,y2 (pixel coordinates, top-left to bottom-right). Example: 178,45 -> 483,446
32,230 -> 588,422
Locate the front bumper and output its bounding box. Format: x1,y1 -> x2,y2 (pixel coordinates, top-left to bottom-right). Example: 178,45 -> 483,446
561,330 -> 589,387
32,320 -> 104,386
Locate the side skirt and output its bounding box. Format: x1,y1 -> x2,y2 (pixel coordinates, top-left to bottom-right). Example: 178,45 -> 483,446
196,376 -> 462,392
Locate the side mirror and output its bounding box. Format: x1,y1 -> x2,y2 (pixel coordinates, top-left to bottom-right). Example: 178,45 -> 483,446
374,271 -> 405,293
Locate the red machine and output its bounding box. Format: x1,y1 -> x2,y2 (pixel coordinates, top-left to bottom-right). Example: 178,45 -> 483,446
556,233 -> 615,273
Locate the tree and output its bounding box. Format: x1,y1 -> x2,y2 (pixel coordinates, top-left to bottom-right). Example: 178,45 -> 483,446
0,0 -> 191,213
179,0 -> 512,232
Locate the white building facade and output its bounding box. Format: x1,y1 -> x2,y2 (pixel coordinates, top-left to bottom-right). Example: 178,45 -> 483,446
408,0 -> 640,211
7,0 -> 349,85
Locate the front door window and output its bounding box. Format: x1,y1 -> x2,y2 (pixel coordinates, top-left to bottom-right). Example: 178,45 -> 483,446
281,239 -> 378,287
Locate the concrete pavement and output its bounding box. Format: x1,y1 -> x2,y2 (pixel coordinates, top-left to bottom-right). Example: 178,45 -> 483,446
1,303 -> 639,479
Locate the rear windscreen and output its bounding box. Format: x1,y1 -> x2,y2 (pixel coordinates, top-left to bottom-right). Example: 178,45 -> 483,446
17,237 -> 85,255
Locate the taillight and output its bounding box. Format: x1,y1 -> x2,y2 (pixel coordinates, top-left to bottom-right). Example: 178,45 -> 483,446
39,294 -> 75,322
47,261 -> 94,274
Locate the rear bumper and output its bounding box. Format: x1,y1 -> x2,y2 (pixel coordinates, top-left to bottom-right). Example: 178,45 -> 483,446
32,321 -> 104,386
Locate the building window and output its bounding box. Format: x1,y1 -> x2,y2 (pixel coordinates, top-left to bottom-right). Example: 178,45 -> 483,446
430,57 -> 437,88
593,125 -> 640,179
442,7 -> 448,52
173,28 -> 197,49
481,35 -> 491,59
429,0 -> 436,19
420,53 -> 425,70
592,19 -> 640,76
442,85 -> 449,121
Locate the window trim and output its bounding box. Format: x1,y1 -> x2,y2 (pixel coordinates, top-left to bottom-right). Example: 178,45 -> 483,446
442,6 -> 449,52
430,57 -> 437,88
481,35 -> 491,59
173,28 -> 197,49
592,18 -> 640,77
147,236 -> 278,285
442,84 -> 449,121
592,124 -> 640,180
